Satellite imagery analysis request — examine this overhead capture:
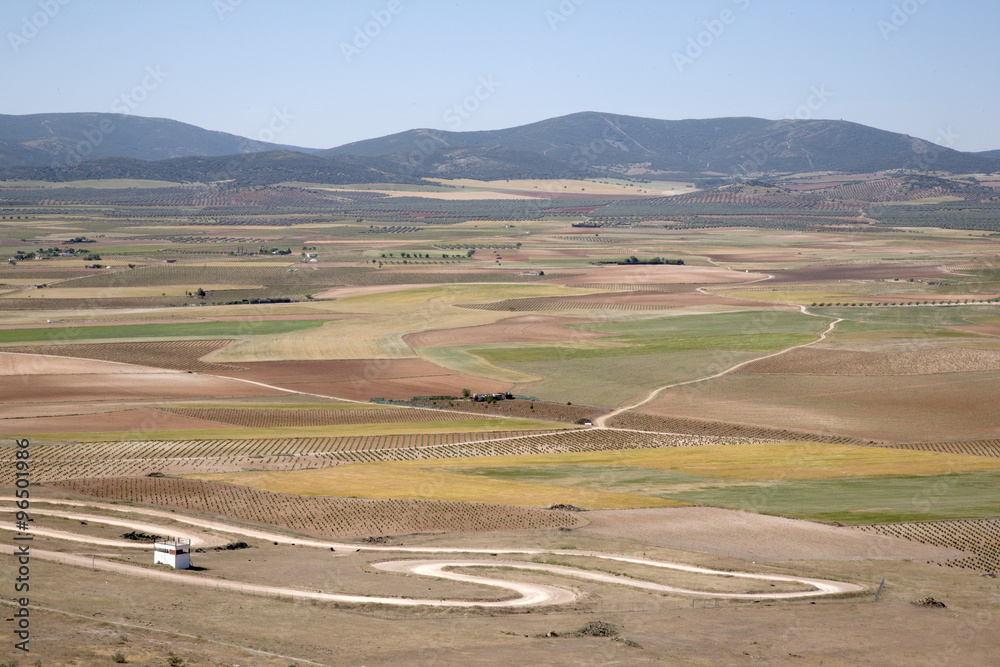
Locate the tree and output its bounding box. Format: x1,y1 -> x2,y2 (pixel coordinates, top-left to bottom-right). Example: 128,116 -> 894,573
195,287 -> 206,298
461,388 -> 471,399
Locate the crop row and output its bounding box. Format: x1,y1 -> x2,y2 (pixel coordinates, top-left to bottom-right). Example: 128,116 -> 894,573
876,440 -> 1000,459
606,412 -> 870,444
0,429 -> 764,483
857,519 -> 1000,573
51,477 -> 583,536
161,406 -> 477,428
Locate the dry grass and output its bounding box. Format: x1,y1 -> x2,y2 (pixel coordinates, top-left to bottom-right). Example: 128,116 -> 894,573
191,463 -> 684,509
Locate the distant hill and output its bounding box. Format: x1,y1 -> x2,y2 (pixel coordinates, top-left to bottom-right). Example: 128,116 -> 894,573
0,113 -> 317,167
323,112 -> 1000,178
3,111 -> 997,184
0,150 -> 426,186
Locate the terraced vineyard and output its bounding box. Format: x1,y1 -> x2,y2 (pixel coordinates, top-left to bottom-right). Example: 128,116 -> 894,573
606,412 -> 872,444
51,477 -> 584,536
857,519 -> 1000,573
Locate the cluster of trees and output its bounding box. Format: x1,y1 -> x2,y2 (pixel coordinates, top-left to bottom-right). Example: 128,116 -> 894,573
605,256 -> 683,266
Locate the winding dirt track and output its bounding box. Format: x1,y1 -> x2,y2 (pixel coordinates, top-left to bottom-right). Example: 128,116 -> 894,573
594,304 -> 842,427
3,498 -> 863,607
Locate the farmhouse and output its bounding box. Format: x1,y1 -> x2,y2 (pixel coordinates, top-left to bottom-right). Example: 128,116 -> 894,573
153,538 -> 191,569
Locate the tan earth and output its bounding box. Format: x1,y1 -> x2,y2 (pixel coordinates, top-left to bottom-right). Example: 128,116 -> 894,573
404,314 -> 601,347
0,407 -> 237,435
578,507 -> 968,562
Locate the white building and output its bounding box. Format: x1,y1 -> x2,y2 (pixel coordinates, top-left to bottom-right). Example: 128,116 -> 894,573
153,538 -> 191,569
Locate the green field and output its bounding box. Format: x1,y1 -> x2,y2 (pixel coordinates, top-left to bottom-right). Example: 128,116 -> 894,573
0,319 -> 327,344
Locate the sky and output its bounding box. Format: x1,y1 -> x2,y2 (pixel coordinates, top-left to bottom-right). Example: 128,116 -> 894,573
3,0 -> 998,152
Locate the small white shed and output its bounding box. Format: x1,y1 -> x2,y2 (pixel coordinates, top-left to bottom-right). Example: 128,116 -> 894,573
153,538 -> 191,569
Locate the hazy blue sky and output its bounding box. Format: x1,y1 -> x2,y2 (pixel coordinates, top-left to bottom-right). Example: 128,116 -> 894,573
3,0 -> 998,151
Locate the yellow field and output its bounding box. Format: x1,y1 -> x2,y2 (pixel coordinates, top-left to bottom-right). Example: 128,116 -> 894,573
412,442 -> 1000,480
337,283 -> 606,305
191,463 -> 683,509
6,285 -> 263,299
201,285 -> 600,363
30,418 -> 576,442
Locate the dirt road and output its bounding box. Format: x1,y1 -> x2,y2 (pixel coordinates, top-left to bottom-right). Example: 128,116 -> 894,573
4,497 -> 864,607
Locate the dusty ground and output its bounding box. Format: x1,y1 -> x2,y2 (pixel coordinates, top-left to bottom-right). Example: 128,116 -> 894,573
558,265 -> 769,286
578,507 -> 967,562
1,370 -> 282,404
215,358 -> 511,401
404,314 -> 602,347
5,518 -> 999,666
0,407 -> 236,435
764,263 -> 951,284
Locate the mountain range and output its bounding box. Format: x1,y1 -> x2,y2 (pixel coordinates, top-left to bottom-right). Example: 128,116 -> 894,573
0,111 -> 996,184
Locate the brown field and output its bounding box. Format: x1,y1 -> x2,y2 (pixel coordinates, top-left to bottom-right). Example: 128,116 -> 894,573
161,406 -> 482,428
51,477 -> 584,536
765,263 -> 951,285
404,314 -> 601,347
1,370 -> 282,404
639,371 -> 1000,442
3,339 -> 241,371
0,351 -> 166,375
606,412 -> 868,444
559,264 -> 768,286
0,407 -> 237,435
735,345 -> 1000,376
214,358 -> 512,400
857,519 -> 1000,572
581,507 -> 965,562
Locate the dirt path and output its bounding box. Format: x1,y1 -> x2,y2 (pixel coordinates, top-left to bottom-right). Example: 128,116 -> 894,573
6,497 -> 863,607
594,305 -> 842,427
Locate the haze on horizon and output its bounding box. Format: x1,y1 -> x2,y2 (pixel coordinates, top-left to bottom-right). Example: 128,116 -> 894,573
3,0 -> 998,152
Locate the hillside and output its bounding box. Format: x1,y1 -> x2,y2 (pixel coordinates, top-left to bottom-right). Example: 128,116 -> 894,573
0,112 -> 316,167
323,112 -> 1000,177
0,150 -> 426,186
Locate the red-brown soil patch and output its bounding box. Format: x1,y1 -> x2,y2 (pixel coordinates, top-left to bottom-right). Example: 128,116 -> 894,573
161,406 -> 479,428
212,359 -> 510,401
559,265 -> 768,286
0,407 -> 237,435
639,371 -> 1000,442
2,371 -> 282,404
735,346 -> 1000,376
404,315 -> 600,348
0,351 -> 164,375
606,412 -> 865,444
52,477 -> 584,536
579,507 -> 965,562
4,340 -> 241,372
765,264 -> 949,285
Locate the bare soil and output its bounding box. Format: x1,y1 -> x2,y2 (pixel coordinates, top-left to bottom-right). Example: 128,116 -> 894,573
0,407 -> 237,435
578,507 -> 967,562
